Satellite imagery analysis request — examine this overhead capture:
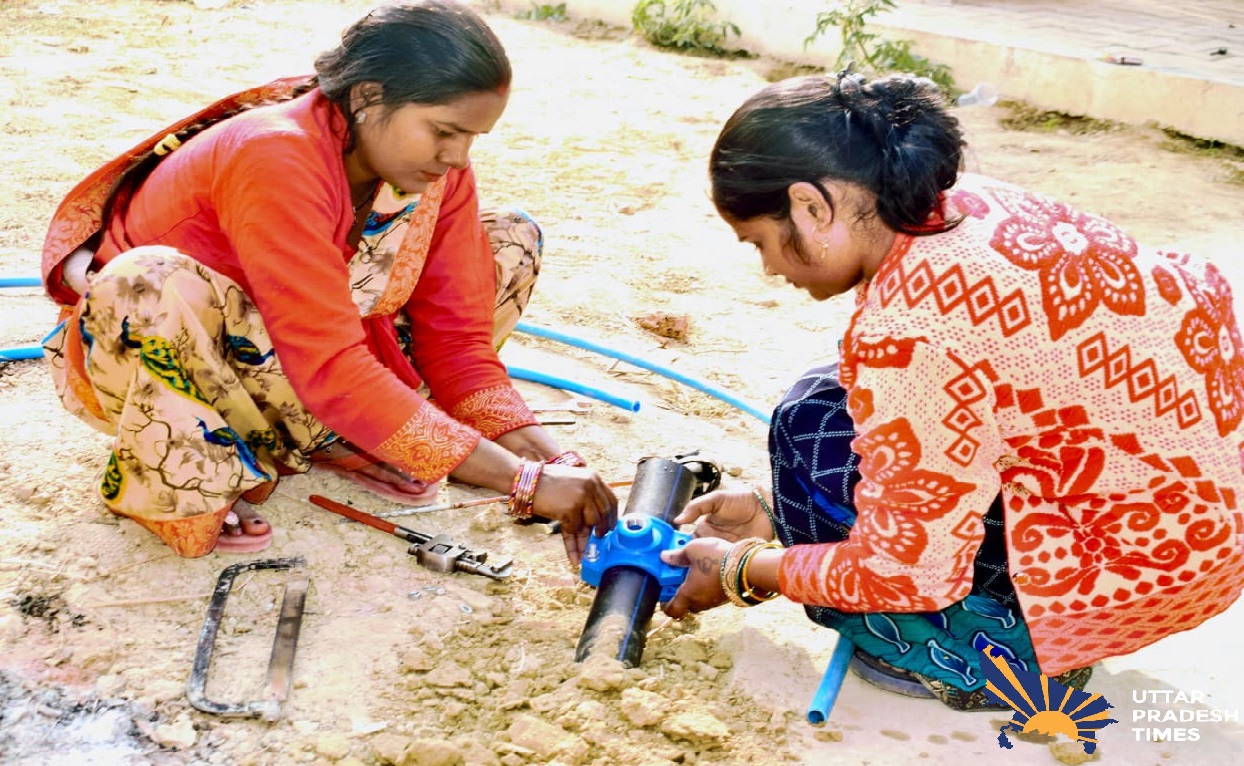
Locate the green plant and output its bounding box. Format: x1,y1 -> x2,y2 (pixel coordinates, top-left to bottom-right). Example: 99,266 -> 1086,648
998,100 -> 1121,135
631,0 -> 741,56
516,3 -> 567,22
805,0 -> 955,94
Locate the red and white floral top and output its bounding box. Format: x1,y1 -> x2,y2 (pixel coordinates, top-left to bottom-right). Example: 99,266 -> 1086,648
776,173 -> 1244,674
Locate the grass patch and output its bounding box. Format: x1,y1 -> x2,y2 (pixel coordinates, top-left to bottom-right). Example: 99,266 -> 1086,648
764,61 -> 824,83
1159,129 -> 1244,186
997,100 -> 1122,135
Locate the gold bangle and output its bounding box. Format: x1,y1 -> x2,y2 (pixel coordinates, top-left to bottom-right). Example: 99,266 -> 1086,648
735,545 -> 764,606
739,542 -> 781,603
719,548 -> 747,607
720,542 -> 752,607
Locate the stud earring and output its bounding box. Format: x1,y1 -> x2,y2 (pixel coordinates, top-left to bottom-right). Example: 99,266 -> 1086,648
356,110 -> 367,124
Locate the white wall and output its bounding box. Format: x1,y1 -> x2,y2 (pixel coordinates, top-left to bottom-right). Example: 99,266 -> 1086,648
490,0 -> 1244,146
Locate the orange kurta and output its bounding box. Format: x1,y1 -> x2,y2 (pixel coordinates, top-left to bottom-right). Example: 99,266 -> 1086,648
777,173 -> 1244,674
46,83 -> 535,484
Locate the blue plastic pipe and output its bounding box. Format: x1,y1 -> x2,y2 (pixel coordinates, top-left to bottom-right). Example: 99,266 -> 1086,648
515,321 -> 858,717
0,276 -> 41,288
508,366 -> 640,413
807,634 -> 856,724
0,345 -> 43,362
514,321 -> 772,424
0,340 -> 640,416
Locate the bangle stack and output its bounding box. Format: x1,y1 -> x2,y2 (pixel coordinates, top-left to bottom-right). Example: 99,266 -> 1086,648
719,538 -> 781,607
507,452 -> 584,520
508,459 -> 544,519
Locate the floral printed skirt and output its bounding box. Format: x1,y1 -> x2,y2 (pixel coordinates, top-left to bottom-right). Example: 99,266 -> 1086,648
42,207 -> 541,558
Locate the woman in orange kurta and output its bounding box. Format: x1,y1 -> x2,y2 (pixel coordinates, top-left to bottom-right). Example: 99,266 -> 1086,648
661,73 -> 1244,711
40,1 -> 617,559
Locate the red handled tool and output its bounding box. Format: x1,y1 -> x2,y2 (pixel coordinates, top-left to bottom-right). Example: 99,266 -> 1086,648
308,494 -> 513,580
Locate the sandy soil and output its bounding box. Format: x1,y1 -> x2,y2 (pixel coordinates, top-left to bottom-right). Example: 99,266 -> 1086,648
2,2 -> 1244,765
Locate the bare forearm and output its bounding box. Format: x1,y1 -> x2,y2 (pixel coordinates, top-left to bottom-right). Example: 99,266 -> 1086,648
494,424 -> 560,461
449,438 -> 521,494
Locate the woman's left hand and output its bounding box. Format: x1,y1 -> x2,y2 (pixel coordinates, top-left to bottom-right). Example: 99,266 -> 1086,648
495,425 -> 560,462
659,536 -> 732,619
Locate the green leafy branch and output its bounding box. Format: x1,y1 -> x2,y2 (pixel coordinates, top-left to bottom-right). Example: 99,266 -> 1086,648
632,0 -> 741,56
805,0 -> 955,94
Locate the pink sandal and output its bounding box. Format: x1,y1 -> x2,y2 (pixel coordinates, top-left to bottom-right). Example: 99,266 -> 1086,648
309,439 -> 441,505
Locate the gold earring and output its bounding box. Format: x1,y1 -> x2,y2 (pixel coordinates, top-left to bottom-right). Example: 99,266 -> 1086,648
815,237 -> 830,264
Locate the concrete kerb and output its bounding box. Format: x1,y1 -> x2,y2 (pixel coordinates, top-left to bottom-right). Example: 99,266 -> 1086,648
882,26 -> 1244,146
489,0 -> 1244,146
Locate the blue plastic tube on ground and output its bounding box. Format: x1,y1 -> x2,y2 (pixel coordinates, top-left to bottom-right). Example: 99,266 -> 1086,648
0,276 -> 42,288
807,634 -> 856,724
514,321 -> 771,424
0,345 -> 44,362
507,366 -> 640,413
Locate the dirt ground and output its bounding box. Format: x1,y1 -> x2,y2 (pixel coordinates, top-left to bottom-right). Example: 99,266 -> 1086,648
3,1 -> 1244,765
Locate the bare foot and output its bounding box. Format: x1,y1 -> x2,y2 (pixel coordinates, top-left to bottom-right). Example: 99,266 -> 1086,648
214,499 -> 273,553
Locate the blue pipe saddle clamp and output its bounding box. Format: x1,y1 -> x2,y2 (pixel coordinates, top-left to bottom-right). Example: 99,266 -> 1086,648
580,513 -> 691,603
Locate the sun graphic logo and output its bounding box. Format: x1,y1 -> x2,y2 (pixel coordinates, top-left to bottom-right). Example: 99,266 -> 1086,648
980,645 -> 1119,753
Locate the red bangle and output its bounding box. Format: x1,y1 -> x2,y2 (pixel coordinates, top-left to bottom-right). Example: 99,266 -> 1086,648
548,450 -> 586,467
508,459 -> 544,518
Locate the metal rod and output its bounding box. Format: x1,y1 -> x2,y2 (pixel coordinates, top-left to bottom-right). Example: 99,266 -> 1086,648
375,479 -> 634,519
307,494 -> 428,544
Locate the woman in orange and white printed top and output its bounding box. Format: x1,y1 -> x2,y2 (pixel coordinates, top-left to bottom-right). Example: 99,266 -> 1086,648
40,1 -> 617,560
660,72 -> 1244,711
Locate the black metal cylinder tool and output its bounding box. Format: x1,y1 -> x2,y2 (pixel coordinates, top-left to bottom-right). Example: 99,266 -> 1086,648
574,455 -> 720,667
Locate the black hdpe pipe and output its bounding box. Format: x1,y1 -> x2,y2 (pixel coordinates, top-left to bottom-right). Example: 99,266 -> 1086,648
574,455 -> 718,668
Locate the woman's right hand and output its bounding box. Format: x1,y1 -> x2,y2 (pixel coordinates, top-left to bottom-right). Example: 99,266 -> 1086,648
673,488 -> 774,542
531,463 -> 618,566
